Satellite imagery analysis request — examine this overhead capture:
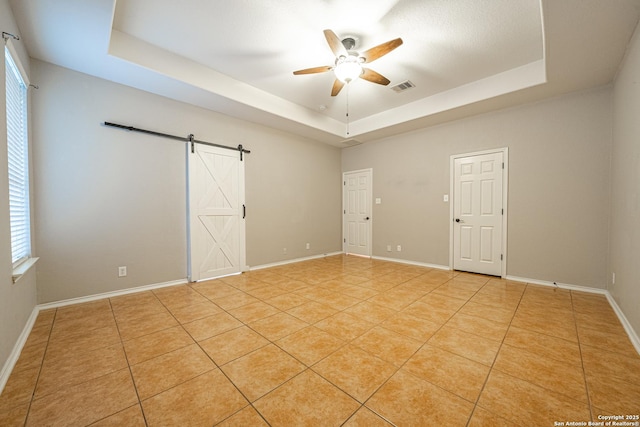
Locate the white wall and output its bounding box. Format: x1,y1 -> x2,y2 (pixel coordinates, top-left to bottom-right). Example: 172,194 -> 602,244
31,60 -> 342,303
0,0 -> 37,381
343,87 -> 612,289
610,22 -> 640,336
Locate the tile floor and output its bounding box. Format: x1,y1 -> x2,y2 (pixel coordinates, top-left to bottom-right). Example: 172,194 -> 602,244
1,255 -> 639,426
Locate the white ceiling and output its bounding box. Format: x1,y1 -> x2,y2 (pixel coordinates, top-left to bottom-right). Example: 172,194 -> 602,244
9,0 -> 640,146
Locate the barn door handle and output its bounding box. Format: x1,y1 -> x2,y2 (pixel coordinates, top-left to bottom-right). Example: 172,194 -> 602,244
243,204 -> 246,219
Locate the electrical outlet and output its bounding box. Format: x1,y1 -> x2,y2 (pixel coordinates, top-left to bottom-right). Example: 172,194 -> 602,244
387,245 -> 392,252
443,194 -> 449,202
397,245 -> 402,252
118,266 -> 127,277
306,243 -> 310,250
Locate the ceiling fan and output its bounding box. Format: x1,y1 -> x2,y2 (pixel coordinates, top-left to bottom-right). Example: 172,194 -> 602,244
293,29 -> 403,96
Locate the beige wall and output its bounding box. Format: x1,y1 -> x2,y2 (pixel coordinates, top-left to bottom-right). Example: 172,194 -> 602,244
246,129 -> 342,266
31,60 -> 342,303
610,22 -> 640,335
343,87 -> 612,288
0,0 -> 37,379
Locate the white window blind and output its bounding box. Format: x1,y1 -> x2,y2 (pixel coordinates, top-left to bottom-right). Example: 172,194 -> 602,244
5,45 -> 31,266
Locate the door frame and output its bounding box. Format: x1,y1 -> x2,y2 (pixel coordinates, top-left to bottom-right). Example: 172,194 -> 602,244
342,168 -> 373,257
449,148 -> 508,277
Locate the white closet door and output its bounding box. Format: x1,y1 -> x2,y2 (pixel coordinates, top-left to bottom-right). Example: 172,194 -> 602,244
343,169 -> 372,257
453,151 -> 503,276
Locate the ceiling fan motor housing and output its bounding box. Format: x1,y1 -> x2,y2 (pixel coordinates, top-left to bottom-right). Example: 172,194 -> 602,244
341,37 -> 357,51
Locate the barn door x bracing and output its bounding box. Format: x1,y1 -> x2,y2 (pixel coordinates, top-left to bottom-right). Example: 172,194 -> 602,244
188,143 -> 246,282
451,149 -> 507,277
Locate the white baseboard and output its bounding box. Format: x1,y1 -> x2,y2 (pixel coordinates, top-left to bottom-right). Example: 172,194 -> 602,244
249,252 -> 344,271
0,307 -> 39,394
506,275 -> 640,356
371,255 -> 450,271
37,279 -> 188,311
251,253 -> 450,272
505,275 -> 609,295
605,293 -> 640,356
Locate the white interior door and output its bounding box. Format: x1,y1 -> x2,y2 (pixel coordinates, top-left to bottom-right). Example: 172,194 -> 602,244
343,169 -> 372,257
453,151 -> 504,276
188,143 -> 245,281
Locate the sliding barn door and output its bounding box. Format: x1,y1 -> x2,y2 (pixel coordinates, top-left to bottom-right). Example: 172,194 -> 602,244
188,143 -> 245,281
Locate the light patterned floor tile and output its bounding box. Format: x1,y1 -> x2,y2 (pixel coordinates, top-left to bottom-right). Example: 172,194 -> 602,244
366,369 -> 474,426
35,343 -> 128,398
314,312 -> 375,341
122,325 -> 194,365
182,311 -> 243,341
503,326 -> 582,366
217,405 -> 269,426
254,370 -> 360,426
343,407 -> 394,426
141,370 -> 248,426
351,326 -> 422,367
221,344 -> 306,402
275,326 -> 345,366
166,300 -> 222,324
286,301 -> 338,323
428,325 -> 501,366
90,404 -> 146,427
492,344 -> 587,403
477,370 -> 590,425
199,325 -> 270,366
130,344 -> 216,399
404,345 -> 490,402
6,255 -> 640,427
249,312 -> 309,341
313,345 -> 397,403
26,369 -> 138,427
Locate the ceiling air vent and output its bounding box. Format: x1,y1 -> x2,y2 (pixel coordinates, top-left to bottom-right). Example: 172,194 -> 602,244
390,80 -> 416,93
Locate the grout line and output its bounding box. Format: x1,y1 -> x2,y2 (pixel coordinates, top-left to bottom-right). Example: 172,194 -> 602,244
23,308 -> 57,427
108,298 -> 150,427
463,278 -> 525,427
571,290 -> 595,422
186,281 -> 278,425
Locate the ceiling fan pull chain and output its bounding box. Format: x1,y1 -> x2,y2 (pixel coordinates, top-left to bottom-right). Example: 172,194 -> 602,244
346,84 -> 350,136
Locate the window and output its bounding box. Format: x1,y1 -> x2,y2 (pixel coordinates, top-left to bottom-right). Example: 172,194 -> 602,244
5,44 -> 31,267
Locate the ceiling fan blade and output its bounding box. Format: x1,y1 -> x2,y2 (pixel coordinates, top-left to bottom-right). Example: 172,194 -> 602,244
324,29 -> 347,57
360,38 -> 403,63
331,79 -> 345,96
293,65 -> 332,75
361,68 -> 391,86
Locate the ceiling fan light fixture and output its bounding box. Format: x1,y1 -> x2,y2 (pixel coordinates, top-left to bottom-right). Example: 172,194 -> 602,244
334,54 -> 363,83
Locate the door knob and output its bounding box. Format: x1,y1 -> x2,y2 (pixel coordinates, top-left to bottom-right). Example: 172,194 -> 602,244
455,218 -> 463,223
365,217 -> 370,220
